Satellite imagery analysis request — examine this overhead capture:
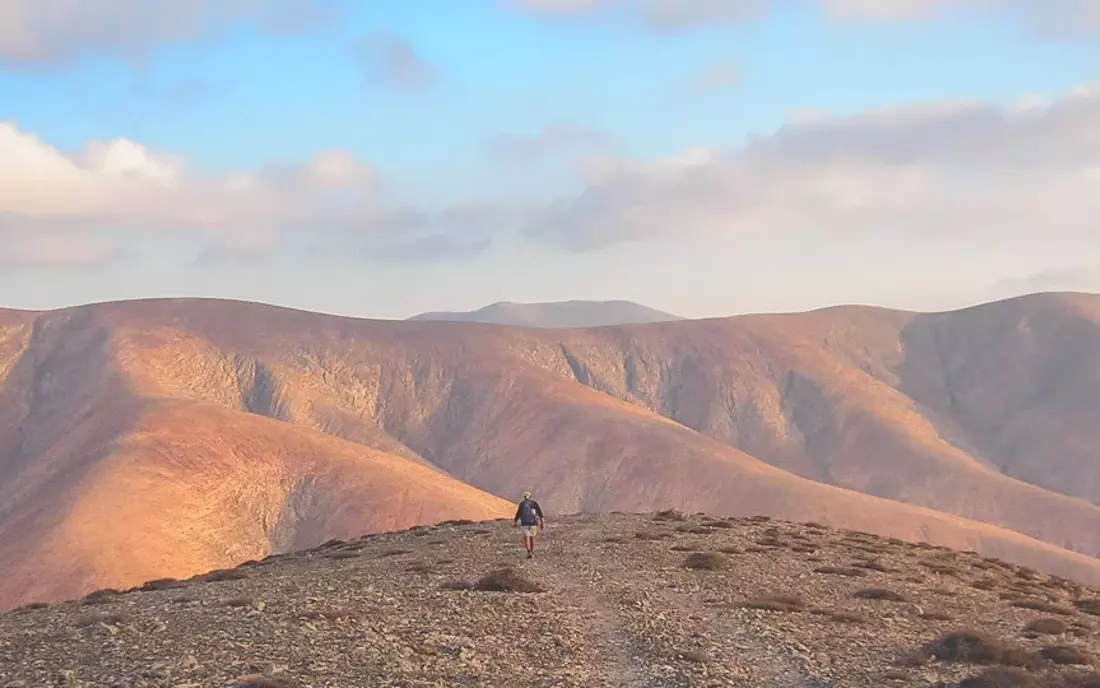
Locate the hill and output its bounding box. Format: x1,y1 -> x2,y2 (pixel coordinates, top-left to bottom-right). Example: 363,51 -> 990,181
407,299 -> 683,328
5,513 -> 1100,687
4,293 -> 1100,611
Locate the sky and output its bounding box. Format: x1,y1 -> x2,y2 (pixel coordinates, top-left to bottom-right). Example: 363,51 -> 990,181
1,0 -> 1099,320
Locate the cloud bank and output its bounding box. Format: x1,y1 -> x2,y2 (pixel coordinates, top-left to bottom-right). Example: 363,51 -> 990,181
0,0 -> 339,66
523,88 -> 1100,250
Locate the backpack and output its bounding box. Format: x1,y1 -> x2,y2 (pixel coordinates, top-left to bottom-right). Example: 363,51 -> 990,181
517,499 -> 537,525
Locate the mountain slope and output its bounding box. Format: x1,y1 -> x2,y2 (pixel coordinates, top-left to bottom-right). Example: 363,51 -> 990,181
408,299 -> 683,328
5,514 -> 1100,688
5,295 -> 1100,610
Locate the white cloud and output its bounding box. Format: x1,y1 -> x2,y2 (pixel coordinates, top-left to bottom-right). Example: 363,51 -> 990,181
523,87 -> 1100,251
0,121 -> 494,267
512,0 -> 1100,34
0,0 -> 339,66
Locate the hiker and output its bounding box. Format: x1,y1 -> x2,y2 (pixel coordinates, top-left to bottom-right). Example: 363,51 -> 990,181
513,491 -> 544,559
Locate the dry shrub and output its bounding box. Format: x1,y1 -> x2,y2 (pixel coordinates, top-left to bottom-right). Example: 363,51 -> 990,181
379,549 -> 413,558
921,611 -> 955,621
1012,600 -> 1075,616
439,519 -> 475,527
740,595 -> 806,613
468,529 -> 492,536
957,667 -> 1044,688
1075,600 -> 1100,617
747,515 -> 772,522
743,546 -> 770,553
440,580 -> 474,591
653,509 -> 687,522
811,608 -> 867,624
754,537 -> 787,547
971,578 -> 1000,591
670,545 -> 702,552
325,551 -> 361,560
813,566 -> 868,578
139,578 -> 186,592
933,587 -> 959,597
1041,645 -> 1093,666
635,531 -> 671,541
405,562 -> 435,574
923,564 -> 961,577
1015,567 -> 1042,581
676,649 -> 708,663
225,597 -> 254,608
197,569 -> 249,583
677,525 -> 715,535
16,601 -> 50,612
234,675 -> 300,688
702,519 -> 734,529
718,547 -> 742,555
1060,671 -> 1100,687
683,553 -> 726,571
603,537 -> 627,544
1026,618 -> 1069,635
921,630 -> 1034,667
804,522 -> 828,530
82,589 -> 121,606
791,546 -> 818,554
473,567 -> 545,593
853,560 -> 896,573
854,588 -> 909,602
427,540 -> 447,547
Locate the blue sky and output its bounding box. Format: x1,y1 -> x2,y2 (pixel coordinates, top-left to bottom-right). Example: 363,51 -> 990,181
1,0 -> 1099,318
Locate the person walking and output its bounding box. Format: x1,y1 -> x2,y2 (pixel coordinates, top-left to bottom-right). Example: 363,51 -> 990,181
513,491 -> 544,559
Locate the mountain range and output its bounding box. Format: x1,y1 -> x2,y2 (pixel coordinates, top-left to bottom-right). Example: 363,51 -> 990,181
407,299 -> 683,328
2,291 -> 1100,611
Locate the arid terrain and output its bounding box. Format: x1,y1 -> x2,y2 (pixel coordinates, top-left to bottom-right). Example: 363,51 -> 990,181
3,292 -> 1100,612
6,512 -> 1100,687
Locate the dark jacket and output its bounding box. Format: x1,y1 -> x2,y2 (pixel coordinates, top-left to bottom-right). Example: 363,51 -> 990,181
514,498 -> 544,526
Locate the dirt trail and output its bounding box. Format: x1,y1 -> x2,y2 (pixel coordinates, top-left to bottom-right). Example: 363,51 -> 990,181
527,520 -> 832,687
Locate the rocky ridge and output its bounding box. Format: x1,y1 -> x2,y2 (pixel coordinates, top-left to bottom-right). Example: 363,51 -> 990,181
5,512 -> 1100,687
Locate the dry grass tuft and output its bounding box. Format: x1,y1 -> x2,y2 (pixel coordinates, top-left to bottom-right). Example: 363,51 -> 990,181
1011,599 -> 1075,616
670,545 -> 702,552
854,588 -> 909,602
812,566 -> 868,578
635,531 -> 671,541
139,578 -> 186,591
682,553 -> 726,571
1025,618 -> 1069,635
378,549 -> 413,558
676,649 -> 708,663
653,509 -> 686,522
196,569 -> 249,583
473,567 -> 546,593
1041,645 -> 1093,666
234,674 -> 300,688
325,551 -> 361,560
739,595 -> 807,613
811,608 -> 867,624
1075,600 -> 1100,617
970,578 -> 999,591
82,589 -> 121,606
920,611 -> 955,621
852,560 -> 895,573
919,630 -> 1034,667
440,580 -> 474,591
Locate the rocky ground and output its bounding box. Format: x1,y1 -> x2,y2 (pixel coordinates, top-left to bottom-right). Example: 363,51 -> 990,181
4,512 -> 1100,687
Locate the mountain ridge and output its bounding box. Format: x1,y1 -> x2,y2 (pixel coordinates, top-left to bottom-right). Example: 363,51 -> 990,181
2,292 -> 1100,610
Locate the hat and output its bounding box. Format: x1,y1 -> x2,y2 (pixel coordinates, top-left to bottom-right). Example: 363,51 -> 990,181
523,491 -> 532,499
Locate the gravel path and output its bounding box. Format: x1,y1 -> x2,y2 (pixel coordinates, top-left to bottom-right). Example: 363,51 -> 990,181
3,513 -> 1100,687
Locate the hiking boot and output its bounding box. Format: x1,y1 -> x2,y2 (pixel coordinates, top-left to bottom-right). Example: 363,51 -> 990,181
527,551 -> 534,559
